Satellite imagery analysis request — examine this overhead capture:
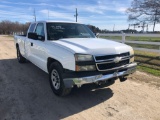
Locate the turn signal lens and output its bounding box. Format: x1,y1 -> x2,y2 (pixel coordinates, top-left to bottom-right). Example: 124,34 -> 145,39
76,65 -> 96,71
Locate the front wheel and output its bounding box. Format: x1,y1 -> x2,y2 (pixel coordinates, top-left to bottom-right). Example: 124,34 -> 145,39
17,47 -> 26,63
49,62 -> 71,96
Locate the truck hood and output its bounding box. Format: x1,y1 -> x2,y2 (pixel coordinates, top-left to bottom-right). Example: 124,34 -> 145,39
53,38 -> 132,55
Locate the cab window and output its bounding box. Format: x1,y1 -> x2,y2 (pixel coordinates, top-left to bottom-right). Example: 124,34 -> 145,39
28,23 -> 36,32
35,23 -> 45,41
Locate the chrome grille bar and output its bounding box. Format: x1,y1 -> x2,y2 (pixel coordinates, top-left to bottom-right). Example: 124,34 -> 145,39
94,52 -> 130,71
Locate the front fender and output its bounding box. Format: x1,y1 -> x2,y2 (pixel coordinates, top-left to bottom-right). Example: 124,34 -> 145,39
47,43 -> 75,71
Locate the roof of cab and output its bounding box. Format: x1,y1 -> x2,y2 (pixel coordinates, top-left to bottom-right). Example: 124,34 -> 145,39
32,21 -> 82,24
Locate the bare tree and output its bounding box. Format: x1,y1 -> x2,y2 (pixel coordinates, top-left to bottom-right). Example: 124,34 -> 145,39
126,0 -> 160,32
0,20 -> 30,35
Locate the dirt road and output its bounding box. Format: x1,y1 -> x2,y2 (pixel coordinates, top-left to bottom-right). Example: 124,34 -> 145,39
0,35 -> 160,120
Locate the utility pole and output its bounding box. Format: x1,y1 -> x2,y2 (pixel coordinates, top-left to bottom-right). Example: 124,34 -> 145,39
128,24 -> 130,29
74,8 -> 78,22
142,22 -> 145,32
113,24 -> 115,31
133,24 -> 136,30
33,8 -> 36,22
146,24 -> 148,32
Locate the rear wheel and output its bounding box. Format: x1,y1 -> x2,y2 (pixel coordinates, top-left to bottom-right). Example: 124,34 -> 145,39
49,62 -> 71,96
16,47 -> 26,63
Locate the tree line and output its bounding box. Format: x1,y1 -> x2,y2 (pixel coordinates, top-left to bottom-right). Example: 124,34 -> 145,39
126,0 -> 160,32
87,25 -> 109,33
0,20 -> 30,35
0,20 -> 109,35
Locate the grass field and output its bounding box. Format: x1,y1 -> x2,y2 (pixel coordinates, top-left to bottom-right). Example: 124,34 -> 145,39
4,35 -> 14,38
100,36 -> 160,42
134,50 -> 160,77
126,43 -> 159,49
100,36 -> 160,49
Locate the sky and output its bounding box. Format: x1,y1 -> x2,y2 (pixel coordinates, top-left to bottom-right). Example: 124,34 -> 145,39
0,0 -> 160,31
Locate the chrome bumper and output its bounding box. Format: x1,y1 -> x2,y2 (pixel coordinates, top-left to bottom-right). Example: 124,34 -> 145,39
64,62 -> 137,87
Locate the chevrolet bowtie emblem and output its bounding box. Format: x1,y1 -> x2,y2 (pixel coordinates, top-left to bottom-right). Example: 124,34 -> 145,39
114,57 -> 122,63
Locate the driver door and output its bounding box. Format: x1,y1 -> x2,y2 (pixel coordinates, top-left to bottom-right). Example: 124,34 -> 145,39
30,23 -> 48,72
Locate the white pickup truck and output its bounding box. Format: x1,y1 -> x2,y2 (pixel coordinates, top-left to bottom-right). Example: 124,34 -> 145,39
14,21 -> 137,96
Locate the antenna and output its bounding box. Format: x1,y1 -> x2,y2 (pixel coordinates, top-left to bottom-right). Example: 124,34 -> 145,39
33,8 -> 36,22
48,9 -> 49,20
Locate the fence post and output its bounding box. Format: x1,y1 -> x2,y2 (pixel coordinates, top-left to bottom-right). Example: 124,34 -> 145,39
122,33 -> 126,43
159,46 -> 160,58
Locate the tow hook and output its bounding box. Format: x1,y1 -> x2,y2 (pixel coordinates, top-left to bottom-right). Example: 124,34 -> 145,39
119,76 -> 128,82
96,81 -> 106,86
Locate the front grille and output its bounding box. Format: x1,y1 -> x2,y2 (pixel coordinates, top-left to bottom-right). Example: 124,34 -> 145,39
95,52 -> 129,61
97,59 -> 129,71
94,52 -> 130,71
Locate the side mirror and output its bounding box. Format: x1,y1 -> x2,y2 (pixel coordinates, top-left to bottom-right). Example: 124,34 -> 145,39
37,35 -> 45,41
95,33 -> 99,38
28,32 -> 38,40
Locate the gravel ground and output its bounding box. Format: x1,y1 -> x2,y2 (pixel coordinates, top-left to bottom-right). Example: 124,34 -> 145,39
0,35 -> 160,120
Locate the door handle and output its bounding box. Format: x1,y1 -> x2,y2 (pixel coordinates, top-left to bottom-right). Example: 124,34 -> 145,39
31,42 -> 33,46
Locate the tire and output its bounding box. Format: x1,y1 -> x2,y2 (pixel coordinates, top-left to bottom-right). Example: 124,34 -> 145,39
49,62 -> 71,96
17,47 -> 26,63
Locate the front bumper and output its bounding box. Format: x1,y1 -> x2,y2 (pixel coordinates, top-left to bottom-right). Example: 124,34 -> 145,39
64,62 -> 137,88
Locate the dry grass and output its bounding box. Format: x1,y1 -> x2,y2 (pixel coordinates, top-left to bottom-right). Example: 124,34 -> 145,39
134,50 -> 160,77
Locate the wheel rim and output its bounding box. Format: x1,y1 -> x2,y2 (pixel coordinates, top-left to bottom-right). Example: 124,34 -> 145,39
51,69 -> 60,90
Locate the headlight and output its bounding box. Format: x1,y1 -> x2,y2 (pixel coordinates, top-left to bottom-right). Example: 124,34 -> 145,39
76,65 -> 96,71
75,54 -> 93,61
130,48 -> 134,63
130,48 -> 134,56
75,54 -> 96,71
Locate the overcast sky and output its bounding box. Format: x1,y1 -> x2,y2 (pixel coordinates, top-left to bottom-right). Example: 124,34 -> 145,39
0,0 -> 160,31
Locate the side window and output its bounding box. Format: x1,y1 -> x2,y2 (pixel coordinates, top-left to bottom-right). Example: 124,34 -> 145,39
35,23 -> 45,41
28,23 -> 36,32
35,23 -> 45,36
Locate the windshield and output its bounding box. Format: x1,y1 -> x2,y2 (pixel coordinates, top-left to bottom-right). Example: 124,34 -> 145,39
46,23 -> 95,40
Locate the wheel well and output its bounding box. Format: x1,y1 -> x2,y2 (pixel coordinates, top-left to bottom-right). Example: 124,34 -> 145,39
47,57 -> 63,72
16,43 -> 19,48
